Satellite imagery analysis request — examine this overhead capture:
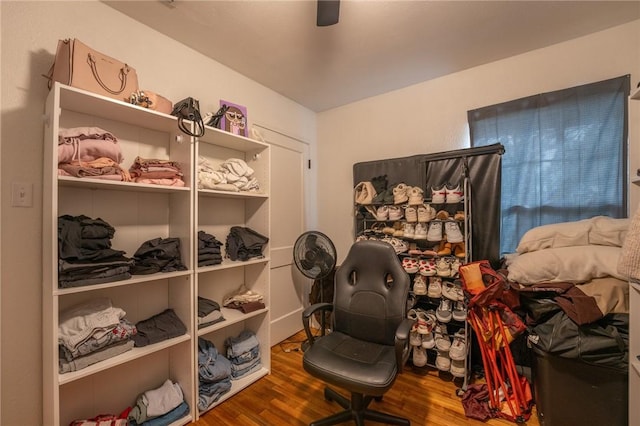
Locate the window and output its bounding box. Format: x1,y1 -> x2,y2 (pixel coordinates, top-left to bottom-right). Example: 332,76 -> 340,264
468,75 -> 630,255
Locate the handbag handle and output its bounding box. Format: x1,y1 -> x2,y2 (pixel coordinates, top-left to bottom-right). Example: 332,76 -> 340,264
87,53 -> 130,95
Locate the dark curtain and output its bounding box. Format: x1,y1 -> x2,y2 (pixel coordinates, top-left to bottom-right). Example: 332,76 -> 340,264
469,75 -> 630,255
353,144 -> 504,267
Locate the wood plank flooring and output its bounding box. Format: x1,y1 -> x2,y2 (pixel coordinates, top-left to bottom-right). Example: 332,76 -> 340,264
193,330 -> 539,425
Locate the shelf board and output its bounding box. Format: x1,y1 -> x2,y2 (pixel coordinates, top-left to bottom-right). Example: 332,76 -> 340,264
58,334 -> 191,385
197,307 -> 269,336
632,358 -> 640,377
198,125 -> 269,152
58,176 -> 191,193
54,270 -> 192,295
197,188 -> 268,199
632,86 -> 640,100
56,83 -> 179,133
197,257 -> 269,273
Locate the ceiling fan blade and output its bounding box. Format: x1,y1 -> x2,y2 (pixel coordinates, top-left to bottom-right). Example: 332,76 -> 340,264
317,0 -> 340,26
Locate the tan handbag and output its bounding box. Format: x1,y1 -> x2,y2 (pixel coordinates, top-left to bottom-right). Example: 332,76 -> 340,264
354,181 -> 376,205
129,90 -> 173,114
46,39 -> 139,102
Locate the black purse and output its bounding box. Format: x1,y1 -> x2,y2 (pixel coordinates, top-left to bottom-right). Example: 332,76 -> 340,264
171,97 -> 205,137
203,104 -> 229,129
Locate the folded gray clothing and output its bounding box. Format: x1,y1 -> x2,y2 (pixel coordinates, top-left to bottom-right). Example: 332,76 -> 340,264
128,379 -> 184,423
59,340 -> 134,373
59,272 -> 132,289
58,257 -> 134,272
198,309 -> 223,324
133,309 -> 187,347
59,265 -> 131,282
198,316 -> 226,329
197,297 -> 221,317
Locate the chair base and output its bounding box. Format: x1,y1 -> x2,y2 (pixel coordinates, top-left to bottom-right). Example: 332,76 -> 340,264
310,387 -> 410,426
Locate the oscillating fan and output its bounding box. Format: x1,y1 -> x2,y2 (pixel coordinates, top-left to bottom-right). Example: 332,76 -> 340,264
293,231 -> 337,281
293,231 -> 337,350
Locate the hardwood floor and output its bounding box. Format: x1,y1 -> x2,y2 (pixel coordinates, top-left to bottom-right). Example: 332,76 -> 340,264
193,330 -> 539,425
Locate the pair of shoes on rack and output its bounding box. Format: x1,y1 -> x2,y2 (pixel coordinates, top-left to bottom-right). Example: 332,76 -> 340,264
438,298 -> 466,323
436,258 -> 462,278
372,205 -> 404,221
427,221 -> 463,243
418,259 -> 437,276
394,183 -> 425,205
431,183 -> 464,204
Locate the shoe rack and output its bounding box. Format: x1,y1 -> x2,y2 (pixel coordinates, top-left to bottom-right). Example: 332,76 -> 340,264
354,173 -> 473,392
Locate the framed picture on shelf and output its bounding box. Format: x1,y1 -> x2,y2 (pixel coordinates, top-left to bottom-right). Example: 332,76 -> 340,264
220,100 -> 247,137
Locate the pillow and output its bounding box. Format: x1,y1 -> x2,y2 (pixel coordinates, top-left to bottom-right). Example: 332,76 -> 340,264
589,216 -> 628,247
516,216 -> 628,254
506,245 -> 625,284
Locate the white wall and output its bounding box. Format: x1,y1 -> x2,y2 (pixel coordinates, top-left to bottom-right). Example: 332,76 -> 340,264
317,20 -> 640,262
0,1 -> 316,424
2,1 -> 639,423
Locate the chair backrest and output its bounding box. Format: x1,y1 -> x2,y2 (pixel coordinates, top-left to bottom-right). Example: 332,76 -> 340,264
332,239 -> 410,346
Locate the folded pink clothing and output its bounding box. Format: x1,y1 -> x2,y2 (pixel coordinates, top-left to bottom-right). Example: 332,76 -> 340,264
58,126 -> 117,143
131,171 -> 183,180
59,158 -> 132,181
135,178 -> 185,187
58,138 -> 123,164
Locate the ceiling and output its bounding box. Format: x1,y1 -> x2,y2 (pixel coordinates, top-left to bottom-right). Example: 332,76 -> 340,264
105,1 -> 640,112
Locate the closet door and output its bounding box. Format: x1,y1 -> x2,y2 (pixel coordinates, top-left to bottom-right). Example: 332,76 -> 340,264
254,125 -> 309,346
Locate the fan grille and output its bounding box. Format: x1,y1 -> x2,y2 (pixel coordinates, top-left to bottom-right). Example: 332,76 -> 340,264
293,231 -> 337,280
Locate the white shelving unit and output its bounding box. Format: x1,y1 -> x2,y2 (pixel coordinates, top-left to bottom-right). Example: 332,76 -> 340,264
43,84 -> 273,424
193,126 -> 271,417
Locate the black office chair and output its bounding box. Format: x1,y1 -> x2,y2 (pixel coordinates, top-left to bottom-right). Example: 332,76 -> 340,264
302,239 -> 413,426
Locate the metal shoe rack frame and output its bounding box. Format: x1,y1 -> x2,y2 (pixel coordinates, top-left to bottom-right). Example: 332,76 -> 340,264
354,171 -> 473,394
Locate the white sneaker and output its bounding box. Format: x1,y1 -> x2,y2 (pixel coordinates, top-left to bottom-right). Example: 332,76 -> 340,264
452,301 -> 467,322
388,205 -> 404,221
444,221 -> 463,243
374,205 -> 389,220
393,183 -> 409,204
405,206 -> 418,222
436,258 -> 451,277
434,324 -> 451,352
449,330 -> 467,361
414,223 -> 427,240
450,258 -> 461,277
445,183 -> 463,204
436,299 -> 453,323
426,221 -> 443,242
421,330 -> 436,349
409,329 -> 422,347
403,223 -> 416,239
441,281 -> 461,301
413,346 -> 427,367
408,186 -> 424,205
431,185 -> 446,204
427,276 -> 442,298
417,204 -> 436,222
413,275 -> 427,295
435,351 -> 451,371
450,358 -> 466,377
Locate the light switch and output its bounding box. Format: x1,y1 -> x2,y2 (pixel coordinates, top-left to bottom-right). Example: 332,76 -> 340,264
12,182 -> 33,207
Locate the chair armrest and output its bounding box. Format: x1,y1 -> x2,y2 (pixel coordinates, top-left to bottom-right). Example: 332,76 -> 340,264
394,318 -> 415,371
302,302 -> 333,346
